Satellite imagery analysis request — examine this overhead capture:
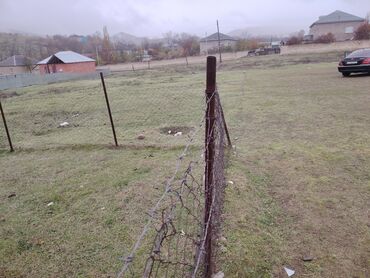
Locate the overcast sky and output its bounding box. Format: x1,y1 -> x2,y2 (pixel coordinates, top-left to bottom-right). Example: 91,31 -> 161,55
0,0 -> 369,37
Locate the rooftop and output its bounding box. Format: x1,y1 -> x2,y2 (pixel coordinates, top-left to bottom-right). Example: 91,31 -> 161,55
311,10 -> 365,27
200,33 -> 238,42
37,51 -> 95,65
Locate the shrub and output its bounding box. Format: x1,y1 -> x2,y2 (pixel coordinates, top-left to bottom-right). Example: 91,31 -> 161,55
314,33 -> 335,43
286,36 -> 303,45
354,22 -> 370,40
236,39 -> 259,51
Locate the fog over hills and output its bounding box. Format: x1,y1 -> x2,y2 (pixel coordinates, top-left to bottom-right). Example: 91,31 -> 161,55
1,0 -> 369,38
112,32 -> 145,45
228,25 -> 303,39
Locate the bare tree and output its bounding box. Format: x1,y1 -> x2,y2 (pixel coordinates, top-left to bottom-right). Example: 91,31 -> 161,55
354,22 -> 370,40
102,26 -> 113,64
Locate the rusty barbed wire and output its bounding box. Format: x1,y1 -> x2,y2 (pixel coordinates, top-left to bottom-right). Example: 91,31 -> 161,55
117,90 -> 218,277
118,89 -> 229,278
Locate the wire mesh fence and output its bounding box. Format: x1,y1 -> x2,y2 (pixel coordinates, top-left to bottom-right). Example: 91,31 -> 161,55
0,71 -> 109,90
117,57 -> 230,278
0,69 -> 204,151
0,56 -> 230,277
0,78 -> 112,150
117,89 -> 228,278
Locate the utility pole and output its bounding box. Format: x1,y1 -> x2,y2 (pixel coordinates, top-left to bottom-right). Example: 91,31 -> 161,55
216,20 -> 222,63
205,32 -> 208,56
95,46 -> 100,66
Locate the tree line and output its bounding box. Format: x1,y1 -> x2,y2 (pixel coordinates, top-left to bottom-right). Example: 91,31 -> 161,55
0,26 -> 272,65
0,27 -> 202,65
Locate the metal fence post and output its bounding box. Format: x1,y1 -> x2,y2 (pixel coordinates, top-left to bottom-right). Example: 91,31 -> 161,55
0,99 -> 14,152
100,72 -> 118,147
204,56 -> 216,277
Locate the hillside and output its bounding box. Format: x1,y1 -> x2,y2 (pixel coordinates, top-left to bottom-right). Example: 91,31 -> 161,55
112,32 -> 145,45
0,32 -> 100,62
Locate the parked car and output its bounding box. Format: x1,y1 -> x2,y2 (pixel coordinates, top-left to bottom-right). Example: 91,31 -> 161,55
247,47 -> 280,56
247,49 -> 257,56
338,49 -> 370,77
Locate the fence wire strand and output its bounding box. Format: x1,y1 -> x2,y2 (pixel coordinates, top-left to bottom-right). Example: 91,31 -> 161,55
118,89 -> 228,278
0,71 -> 204,151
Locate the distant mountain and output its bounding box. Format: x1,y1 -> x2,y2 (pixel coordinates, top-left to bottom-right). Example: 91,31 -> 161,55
228,29 -> 250,39
228,25 -> 296,39
112,32 -> 145,45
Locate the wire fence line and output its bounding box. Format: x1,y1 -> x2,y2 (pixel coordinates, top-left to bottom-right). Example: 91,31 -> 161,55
0,56 -> 231,277
117,88 -> 213,276
0,70 -> 204,151
0,76 -> 114,150
118,89 -> 228,278
118,56 -> 231,278
0,70 -> 111,90
117,113 -> 207,276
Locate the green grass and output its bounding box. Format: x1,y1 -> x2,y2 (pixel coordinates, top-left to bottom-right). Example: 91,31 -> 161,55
217,59 -> 369,277
1,52 -> 370,277
0,68 -> 206,277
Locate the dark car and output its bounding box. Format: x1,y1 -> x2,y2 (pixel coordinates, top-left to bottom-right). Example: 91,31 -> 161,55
338,49 -> 370,77
247,49 -> 256,56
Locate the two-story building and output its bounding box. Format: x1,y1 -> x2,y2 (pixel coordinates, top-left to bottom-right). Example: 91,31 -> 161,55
309,10 -> 365,41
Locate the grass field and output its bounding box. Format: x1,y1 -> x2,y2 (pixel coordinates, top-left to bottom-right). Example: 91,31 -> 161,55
1,53 -> 369,277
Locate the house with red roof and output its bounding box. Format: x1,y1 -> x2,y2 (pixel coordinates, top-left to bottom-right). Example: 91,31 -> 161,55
37,51 -> 96,75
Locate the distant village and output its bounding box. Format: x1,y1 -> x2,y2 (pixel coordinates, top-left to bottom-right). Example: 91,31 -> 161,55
0,10 -> 369,76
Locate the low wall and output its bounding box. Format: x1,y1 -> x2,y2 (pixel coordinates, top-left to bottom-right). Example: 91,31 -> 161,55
0,70 -> 110,91
281,40 -> 370,55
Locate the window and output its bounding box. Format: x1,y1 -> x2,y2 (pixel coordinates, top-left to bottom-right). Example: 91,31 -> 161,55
347,49 -> 370,58
345,26 -> 354,34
